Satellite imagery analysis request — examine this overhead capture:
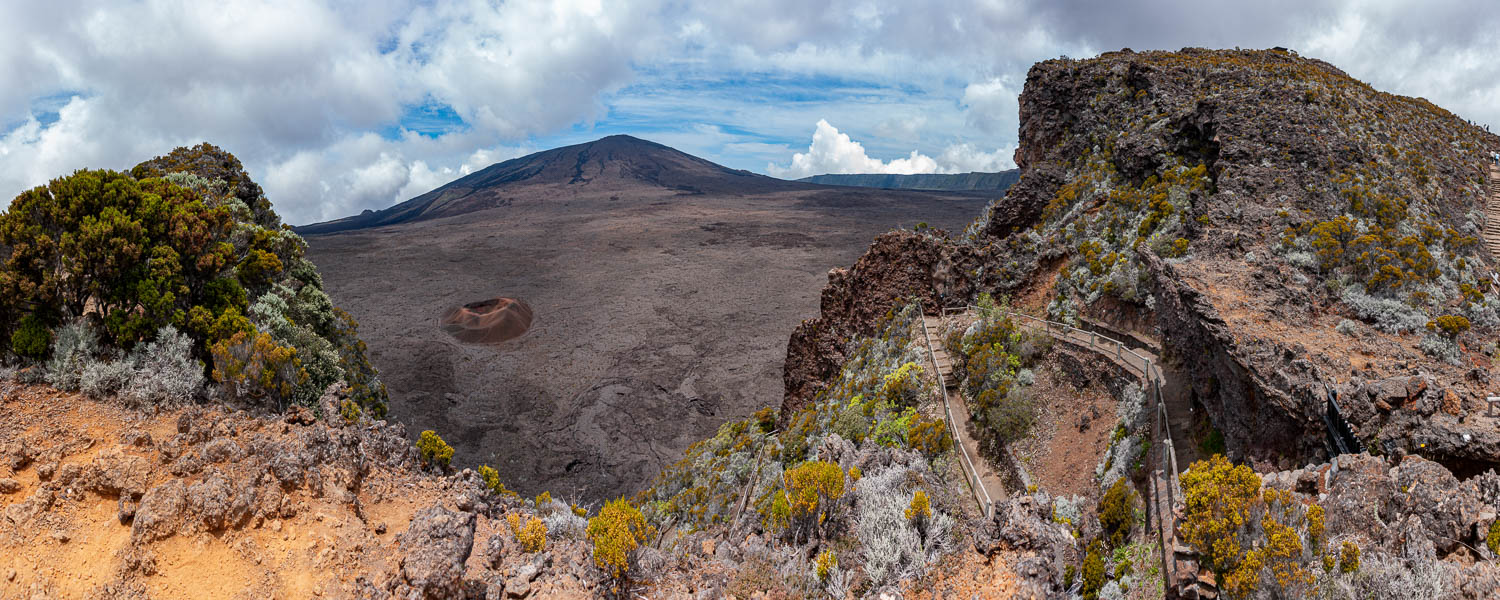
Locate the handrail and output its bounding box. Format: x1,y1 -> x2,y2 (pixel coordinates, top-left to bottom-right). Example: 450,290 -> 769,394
916,299 -> 995,519
945,303 -> 1180,592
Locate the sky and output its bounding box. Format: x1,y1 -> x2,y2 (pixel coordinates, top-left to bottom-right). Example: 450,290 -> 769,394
2,1 -> 1498,225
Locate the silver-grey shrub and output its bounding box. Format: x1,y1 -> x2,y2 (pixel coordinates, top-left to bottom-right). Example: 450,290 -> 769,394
853,466 -> 953,587
45,320 -> 102,391
80,357 -> 135,399
121,326 -> 204,405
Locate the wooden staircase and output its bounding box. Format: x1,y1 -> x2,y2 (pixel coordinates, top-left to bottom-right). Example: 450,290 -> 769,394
922,316 -> 956,386
1487,165 -> 1500,265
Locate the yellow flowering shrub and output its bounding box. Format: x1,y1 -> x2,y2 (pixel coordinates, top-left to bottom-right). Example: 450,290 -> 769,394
587,498 -> 656,593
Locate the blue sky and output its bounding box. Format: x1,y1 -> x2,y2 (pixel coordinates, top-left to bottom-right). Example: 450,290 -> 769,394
2,1 -> 1498,225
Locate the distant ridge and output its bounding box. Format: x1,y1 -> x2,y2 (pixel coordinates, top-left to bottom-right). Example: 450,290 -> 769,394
798,170 -> 1019,192
298,135 -> 816,234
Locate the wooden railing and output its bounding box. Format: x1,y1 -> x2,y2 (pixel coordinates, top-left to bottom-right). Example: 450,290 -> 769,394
916,299 -> 995,519
940,304 -> 1181,592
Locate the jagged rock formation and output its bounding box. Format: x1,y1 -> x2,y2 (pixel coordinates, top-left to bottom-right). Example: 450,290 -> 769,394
784,48 -> 1500,477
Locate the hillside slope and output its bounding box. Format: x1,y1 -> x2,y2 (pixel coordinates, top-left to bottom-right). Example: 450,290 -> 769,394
297,135 -> 815,234
784,47 -> 1500,479
798,170 -> 1020,192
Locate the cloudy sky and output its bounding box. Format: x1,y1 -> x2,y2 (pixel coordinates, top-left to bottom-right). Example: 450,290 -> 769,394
2,1 -> 1498,225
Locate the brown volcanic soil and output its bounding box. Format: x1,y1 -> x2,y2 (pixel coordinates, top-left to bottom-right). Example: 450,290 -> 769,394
304,174 -> 991,501
438,298 -> 534,345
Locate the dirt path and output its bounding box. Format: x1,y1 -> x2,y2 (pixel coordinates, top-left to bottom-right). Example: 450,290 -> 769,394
919,315 -> 1007,516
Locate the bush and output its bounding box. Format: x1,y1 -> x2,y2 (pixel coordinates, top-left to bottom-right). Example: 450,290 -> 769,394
1425,314 -> 1470,339
416,430 -> 454,470
853,466 -> 953,587
906,415 -> 952,458
1180,455 -> 1261,575
1099,478 -> 1136,547
587,498 -> 656,597
122,326 -> 204,405
1082,540 -> 1106,600
210,330 -> 304,406
1338,541 -> 1360,574
814,549 -> 837,581
11,314 -> 50,359
543,506 -> 588,541
779,460 -> 847,543
506,513 -> 547,553
81,357 -> 135,399
45,320 -> 102,391
906,489 -> 933,542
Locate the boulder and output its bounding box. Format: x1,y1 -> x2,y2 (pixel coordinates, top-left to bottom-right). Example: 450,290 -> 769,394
397,506 -> 477,598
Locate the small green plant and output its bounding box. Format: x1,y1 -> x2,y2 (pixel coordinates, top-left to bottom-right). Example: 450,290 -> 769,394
1099,478 -> 1136,547
1487,519 -> 1500,556
906,489 -> 933,542
1426,315 -> 1471,339
814,549 -> 837,581
507,512 -> 547,552
338,399 -> 361,424
416,430 -> 454,470
1082,540 -> 1106,600
10,314 -> 51,359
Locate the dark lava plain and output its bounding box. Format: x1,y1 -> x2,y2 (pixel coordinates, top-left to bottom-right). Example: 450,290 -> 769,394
303,142 -> 993,500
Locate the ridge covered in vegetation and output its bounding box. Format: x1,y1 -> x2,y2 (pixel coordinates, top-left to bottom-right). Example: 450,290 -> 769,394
0,144 -> 386,414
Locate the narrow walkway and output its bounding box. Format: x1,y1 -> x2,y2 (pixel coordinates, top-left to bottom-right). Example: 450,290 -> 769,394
1004,314 -> 1199,470
1487,165 -> 1500,264
919,314 -> 1006,517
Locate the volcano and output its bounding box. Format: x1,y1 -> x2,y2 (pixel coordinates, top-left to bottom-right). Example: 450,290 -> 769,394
297,135 -> 823,235
301,135 -> 996,499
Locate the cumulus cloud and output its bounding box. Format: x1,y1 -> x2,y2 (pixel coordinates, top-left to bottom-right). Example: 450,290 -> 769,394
0,0 -> 656,224
767,120 -> 1013,178
3,0 -> 1500,223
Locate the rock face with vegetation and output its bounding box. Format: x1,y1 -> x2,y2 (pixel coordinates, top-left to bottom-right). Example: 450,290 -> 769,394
786,47 -> 1500,474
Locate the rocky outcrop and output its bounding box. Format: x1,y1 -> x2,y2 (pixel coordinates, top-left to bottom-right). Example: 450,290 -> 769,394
781,231 -> 987,419
973,492 -> 1077,598
395,507 -> 477,598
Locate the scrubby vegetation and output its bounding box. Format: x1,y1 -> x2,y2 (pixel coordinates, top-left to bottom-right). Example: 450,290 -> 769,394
588,498 -> 656,598
946,294 -> 1046,457
417,429 -> 454,470
0,144 -> 385,413
632,301 -> 964,593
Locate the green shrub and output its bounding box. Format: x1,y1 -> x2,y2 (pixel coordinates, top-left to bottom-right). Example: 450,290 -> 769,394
814,549 -> 837,581
1487,519 -> 1500,556
0,149 -> 387,412
1099,478 -> 1136,547
10,314 -> 50,359
1082,540 -> 1106,600
1338,541 -> 1360,573
416,430 -> 454,470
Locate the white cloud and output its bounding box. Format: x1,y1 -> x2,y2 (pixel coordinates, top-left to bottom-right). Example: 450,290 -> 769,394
962,77 -> 1020,137
767,120 -> 1013,178
2,0 -> 1500,224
